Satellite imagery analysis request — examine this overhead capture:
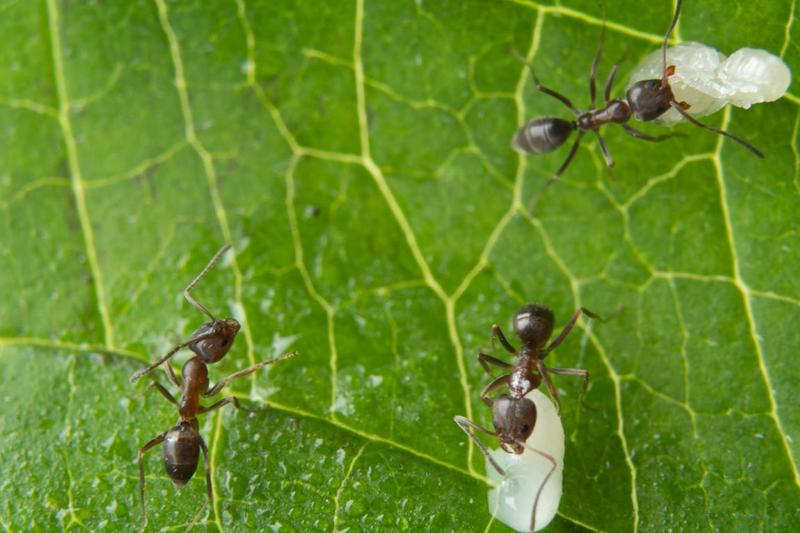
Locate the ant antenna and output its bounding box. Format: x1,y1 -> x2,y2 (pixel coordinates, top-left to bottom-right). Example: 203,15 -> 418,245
510,48 -> 580,115
184,244 -> 231,321
669,102 -> 765,157
519,439 -> 558,533
589,2 -> 608,109
661,0 -> 682,81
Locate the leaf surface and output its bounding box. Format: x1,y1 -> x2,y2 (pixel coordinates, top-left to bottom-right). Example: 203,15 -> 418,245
1,0 -> 798,531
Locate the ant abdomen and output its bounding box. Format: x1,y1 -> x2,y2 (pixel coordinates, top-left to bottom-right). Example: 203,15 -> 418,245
512,117 -> 576,154
513,303 -> 555,349
163,422 -> 201,486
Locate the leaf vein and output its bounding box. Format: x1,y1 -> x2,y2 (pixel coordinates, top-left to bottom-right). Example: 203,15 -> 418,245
45,0 -> 115,349
331,443 -> 367,532
284,155 -> 339,418
352,0 -> 476,474
712,106 -> 800,487
522,206 -> 640,530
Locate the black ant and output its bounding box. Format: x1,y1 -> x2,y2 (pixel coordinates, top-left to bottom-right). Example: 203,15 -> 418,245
454,303 -> 599,530
132,245 -> 296,525
513,0 -> 763,181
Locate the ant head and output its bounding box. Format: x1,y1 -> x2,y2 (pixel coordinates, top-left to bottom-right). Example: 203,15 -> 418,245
492,394 -> 537,454
626,75 -> 674,121
513,303 -> 554,349
190,318 -> 241,363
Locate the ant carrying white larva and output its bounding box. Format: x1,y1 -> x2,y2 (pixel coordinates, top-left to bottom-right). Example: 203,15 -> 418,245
454,304 -> 599,531
512,0 -> 774,181
627,43 -> 790,125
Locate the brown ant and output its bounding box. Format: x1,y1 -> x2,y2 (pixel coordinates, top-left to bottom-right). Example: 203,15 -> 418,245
513,0 -> 763,181
454,303 -> 599,530
132,245 -> 297,525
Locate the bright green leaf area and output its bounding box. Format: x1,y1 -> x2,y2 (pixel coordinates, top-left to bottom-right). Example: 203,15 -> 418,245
1,0 -> 798,531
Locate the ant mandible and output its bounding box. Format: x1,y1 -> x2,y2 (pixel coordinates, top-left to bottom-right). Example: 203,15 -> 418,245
454,304 -> 598,528
132,245 -> 297,524
512,0 -> 763,181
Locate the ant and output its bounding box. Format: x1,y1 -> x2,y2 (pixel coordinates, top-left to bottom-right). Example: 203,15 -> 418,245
132,245 -> 297,524
512,0 -> 763,181
454,303 -> 599,530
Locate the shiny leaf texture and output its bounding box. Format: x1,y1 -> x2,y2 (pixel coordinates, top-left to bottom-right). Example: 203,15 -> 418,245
1,0 -> 798,531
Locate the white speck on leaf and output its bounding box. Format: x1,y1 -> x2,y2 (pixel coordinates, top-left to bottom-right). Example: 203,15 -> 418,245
336,448 -> 346,466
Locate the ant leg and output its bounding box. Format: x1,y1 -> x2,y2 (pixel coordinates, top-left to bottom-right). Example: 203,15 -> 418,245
453,416 -> 506,476
187,502 -> 208,533
588,36 -> 603,108
510,50 -> 580,115
536,361 -> 563,416
480,375 -> 511,407
547,367 -> 589,392
138,431 -> 167,527
147,380 -> 178,406
602,45 -> 629,103
603,64 -> 618,103
621,123 -> 684,142
198,435 -> 213,511
548,131 -> 585,184
183,244 -> 232,321
199,396 -> 241,414
548,366 -> 590,408
490,325 -> 517,355
670,100 -> 764,158
593,131 -> 614,168
517,439 -> 558,533
129,331 -> 217,384
601,44 -> 632,100
543,307 -> 601,356
203,351 -> 297,397
478,352 -> 513,377
164,362 -> 181,388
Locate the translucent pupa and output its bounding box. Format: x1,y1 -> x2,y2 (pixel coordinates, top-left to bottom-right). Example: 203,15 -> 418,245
627,42 -> 791,126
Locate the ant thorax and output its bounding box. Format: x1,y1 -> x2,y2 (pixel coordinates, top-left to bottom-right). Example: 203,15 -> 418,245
627,42 -> 791,125
509,366 -> 535,396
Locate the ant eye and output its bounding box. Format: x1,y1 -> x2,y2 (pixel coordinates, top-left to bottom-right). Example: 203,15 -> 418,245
522,424 -> 530,434
220,338 -> 228,347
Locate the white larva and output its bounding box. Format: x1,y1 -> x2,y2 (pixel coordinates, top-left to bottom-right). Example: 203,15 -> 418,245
486,389 -> 565,532
627,42 -> 791,125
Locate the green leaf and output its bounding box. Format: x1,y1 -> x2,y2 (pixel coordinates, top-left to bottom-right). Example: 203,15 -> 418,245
1,0 -> 798,531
